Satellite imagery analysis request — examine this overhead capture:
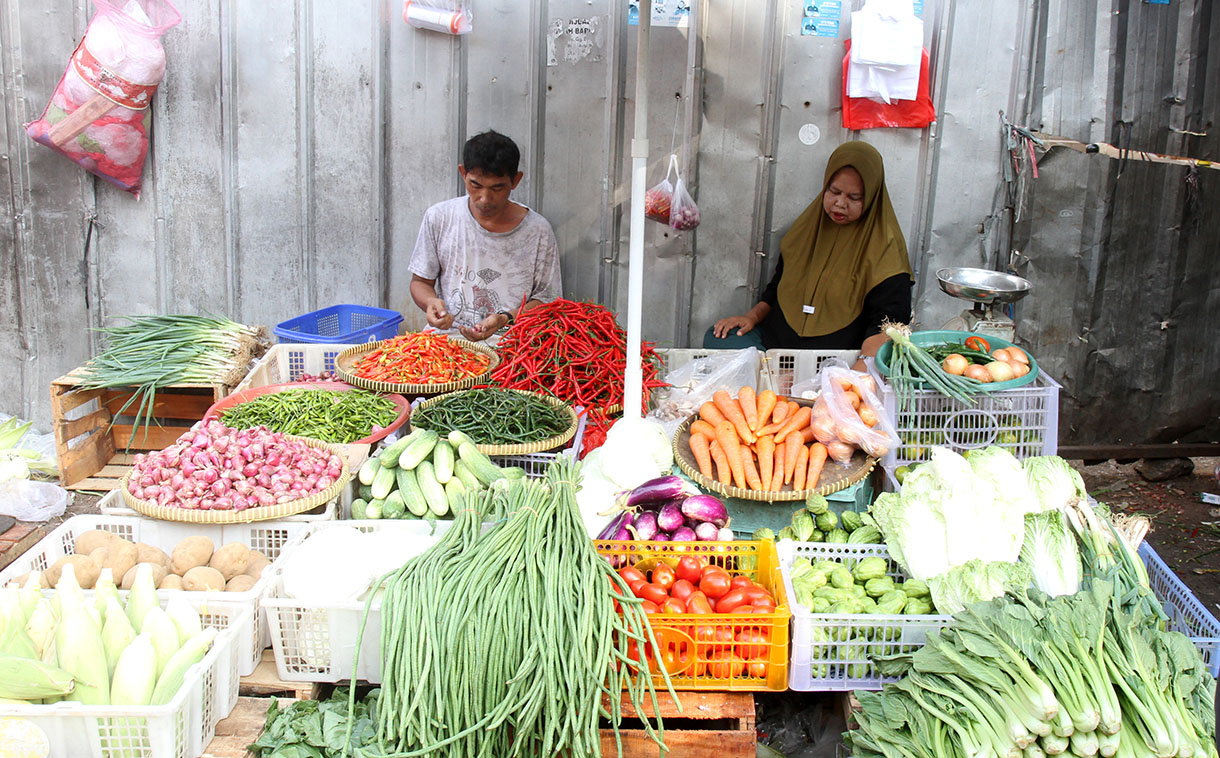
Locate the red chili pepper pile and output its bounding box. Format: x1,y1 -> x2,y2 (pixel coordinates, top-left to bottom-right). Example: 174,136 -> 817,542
352,333 -> 491,384
491,299 -> 665,416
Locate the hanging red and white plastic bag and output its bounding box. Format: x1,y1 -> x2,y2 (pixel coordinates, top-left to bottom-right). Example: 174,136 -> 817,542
25,0 -> 181,198
644,154 -> 678,224
841,40 -> 935,130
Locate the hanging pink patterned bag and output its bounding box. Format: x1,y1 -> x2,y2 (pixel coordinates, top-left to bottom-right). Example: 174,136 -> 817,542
26,0 -> 180,198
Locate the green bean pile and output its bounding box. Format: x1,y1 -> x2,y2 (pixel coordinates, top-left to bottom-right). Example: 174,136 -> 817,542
411,388 -> 572,445
345,456 -> 675,757
220,388 -> 400,444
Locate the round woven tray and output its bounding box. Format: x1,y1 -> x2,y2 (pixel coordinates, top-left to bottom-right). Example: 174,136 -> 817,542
119,436 -> 351,524
672,397 -> 877,502
203,382 -> 411,446
334,336 -> 500,396
411,388 -> 579,456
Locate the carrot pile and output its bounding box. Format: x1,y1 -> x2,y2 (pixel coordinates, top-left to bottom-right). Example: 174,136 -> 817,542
686,387 -> 831,493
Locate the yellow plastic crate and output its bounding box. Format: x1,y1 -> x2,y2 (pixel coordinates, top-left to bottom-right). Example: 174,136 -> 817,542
595,539 -> 790,692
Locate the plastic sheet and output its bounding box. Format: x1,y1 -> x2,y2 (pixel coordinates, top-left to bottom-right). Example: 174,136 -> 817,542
0,480 -> 70,522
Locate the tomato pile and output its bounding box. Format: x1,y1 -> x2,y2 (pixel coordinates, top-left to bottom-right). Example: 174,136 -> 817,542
616,556 -> 778,680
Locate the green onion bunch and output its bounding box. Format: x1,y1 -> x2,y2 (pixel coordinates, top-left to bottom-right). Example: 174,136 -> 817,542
885,323 -> 987,411
75,315 -> 264,442
345,456 -> 675,757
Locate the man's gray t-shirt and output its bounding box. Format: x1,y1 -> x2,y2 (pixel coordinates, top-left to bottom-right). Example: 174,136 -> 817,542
408,197 -> 562,330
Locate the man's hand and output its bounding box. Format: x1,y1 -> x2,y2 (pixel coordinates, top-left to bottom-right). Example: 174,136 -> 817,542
459,312 -> 509,342
713,314 -> 756,339
425,298 -> 454,330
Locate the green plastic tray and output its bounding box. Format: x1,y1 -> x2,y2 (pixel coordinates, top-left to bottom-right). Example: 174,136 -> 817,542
875,329 -> 1039,391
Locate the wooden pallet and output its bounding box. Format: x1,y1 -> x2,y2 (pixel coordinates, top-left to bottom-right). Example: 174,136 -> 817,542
203,690 -> 754,758
203,695 -> 294,758
50,371 -> 230,490
600,690 -> 756,757
239,649 -> 326,701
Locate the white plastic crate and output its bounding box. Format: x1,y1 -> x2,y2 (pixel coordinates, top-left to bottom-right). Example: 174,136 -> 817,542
234,342 -> 355,391
763,349 -> 861,398
777,541 -> 952,692
0,511 -> 310,676
0,599 -> 249,758
1142,542 -> 1220,676
780,541 -> 1220,691
262,520 -> 453,683
98,487 -> 341,523
655,347 -> 765,390
869,362 -> 1060,470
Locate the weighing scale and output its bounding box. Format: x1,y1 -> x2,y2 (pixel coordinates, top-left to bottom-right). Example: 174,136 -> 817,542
936,267 -> 1031,343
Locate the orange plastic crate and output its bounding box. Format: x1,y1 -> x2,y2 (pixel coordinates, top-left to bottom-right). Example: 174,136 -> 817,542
595,539 -> 790,692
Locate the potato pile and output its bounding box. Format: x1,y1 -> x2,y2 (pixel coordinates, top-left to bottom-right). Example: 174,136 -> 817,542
16,530 -> 270,593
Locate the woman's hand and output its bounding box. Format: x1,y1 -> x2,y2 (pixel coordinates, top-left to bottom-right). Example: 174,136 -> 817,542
713,314 -> 756,339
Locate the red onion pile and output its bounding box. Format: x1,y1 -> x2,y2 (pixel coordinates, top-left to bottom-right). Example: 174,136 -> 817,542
126,420 -> 344,511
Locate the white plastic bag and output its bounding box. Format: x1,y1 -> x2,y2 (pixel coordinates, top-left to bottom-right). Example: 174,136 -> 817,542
648,348 -> 761,438
669,170 -> 701,231
0,480 -> 70,522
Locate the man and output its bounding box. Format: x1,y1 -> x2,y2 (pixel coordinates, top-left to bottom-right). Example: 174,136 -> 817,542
408,130 -> 562,342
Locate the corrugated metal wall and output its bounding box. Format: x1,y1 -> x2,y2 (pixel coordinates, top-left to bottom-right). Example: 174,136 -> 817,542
2,0 -> 1216,448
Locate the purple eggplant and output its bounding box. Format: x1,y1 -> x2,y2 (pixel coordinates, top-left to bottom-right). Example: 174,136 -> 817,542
657,502 -> 685,533
671,526 -> 697,542
652,532 -> 670,541
717,527 -> 735,541
597,512 -> 631,540
694,521 -> 720,541
680,494 -> 729,528
624,476 -> 687,509
631,511 -> 659,541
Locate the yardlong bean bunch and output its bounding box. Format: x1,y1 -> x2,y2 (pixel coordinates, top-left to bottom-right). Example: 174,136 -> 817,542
345,456 -> 676,757
220,388 -> 399,444
410,388 -> 572,445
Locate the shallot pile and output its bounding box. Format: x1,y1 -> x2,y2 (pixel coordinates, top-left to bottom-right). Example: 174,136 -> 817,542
127,420 -> 344,511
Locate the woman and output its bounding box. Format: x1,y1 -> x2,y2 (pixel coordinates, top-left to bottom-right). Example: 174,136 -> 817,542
705,141 -> 913,367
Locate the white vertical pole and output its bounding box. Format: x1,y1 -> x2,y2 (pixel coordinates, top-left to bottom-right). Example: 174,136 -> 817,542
624,1 -> 651,420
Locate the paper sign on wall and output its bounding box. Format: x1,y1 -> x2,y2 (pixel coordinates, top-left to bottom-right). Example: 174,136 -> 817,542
628,0 -> 689,28
802,0 -> 841,37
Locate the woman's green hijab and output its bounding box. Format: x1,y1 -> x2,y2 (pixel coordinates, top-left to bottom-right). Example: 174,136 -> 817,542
776,141 -> 912,337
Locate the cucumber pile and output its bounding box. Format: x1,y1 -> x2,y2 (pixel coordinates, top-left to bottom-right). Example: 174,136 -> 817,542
352,429 -> 526,520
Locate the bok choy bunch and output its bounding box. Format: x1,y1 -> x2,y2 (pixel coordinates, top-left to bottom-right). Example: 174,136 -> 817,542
845,582 -> 1217,758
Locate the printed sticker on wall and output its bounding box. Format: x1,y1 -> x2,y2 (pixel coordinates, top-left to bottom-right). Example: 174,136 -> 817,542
628,0 -> 689,28
802,0 -> 841,37
798,123 -> 822,146
805,0 -> 842,17
913,0 -> 924,17
547,16 -> 604,66
802,16 -> 840,37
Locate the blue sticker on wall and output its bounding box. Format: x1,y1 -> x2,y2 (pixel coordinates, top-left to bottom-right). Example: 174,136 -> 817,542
801,17 -> 840,36
913,0 -> 924,16
1144,0 -> 1170,4
805,0 -> 842,16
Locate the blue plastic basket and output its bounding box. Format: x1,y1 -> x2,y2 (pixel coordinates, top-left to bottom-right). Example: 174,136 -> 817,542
274,305 -> 403,344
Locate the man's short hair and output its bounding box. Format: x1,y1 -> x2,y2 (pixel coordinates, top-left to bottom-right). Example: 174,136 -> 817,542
462,131 -> 520,178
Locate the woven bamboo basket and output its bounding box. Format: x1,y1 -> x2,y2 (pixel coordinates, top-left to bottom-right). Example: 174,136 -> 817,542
335,335 -> 499,395
119,436 -> 350,523
411,388 -> 579,456
672,397 -> 876,502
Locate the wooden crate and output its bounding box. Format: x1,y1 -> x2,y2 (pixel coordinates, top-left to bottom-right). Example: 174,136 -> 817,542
51,371 -> 230,491
204,695 -> 294,758
600,691 -> 756,757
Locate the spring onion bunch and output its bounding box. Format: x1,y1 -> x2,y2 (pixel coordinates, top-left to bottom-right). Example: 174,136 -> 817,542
75,315 -> 264,442
885,323 -> 989,412
345,456 -> 676,757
